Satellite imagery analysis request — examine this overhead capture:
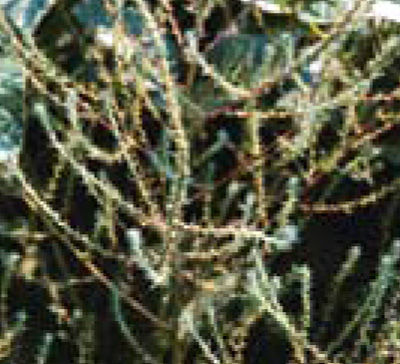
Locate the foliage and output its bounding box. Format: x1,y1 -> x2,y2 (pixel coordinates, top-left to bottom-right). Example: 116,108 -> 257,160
0,0 -> 400,363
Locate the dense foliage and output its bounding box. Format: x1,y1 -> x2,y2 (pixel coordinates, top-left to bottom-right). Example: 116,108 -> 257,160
1,1 -> 400,363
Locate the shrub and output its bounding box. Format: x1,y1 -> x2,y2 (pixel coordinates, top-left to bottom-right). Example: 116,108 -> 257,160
1,1 -> 400,363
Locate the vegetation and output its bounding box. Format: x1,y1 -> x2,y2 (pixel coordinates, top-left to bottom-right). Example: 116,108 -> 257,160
0,0 -> 400,363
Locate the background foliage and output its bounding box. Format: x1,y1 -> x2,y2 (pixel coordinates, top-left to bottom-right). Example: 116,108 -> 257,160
1,1 -> 400,363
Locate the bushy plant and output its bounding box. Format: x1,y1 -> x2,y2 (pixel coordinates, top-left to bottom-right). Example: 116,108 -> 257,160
1,1 -> 400,363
